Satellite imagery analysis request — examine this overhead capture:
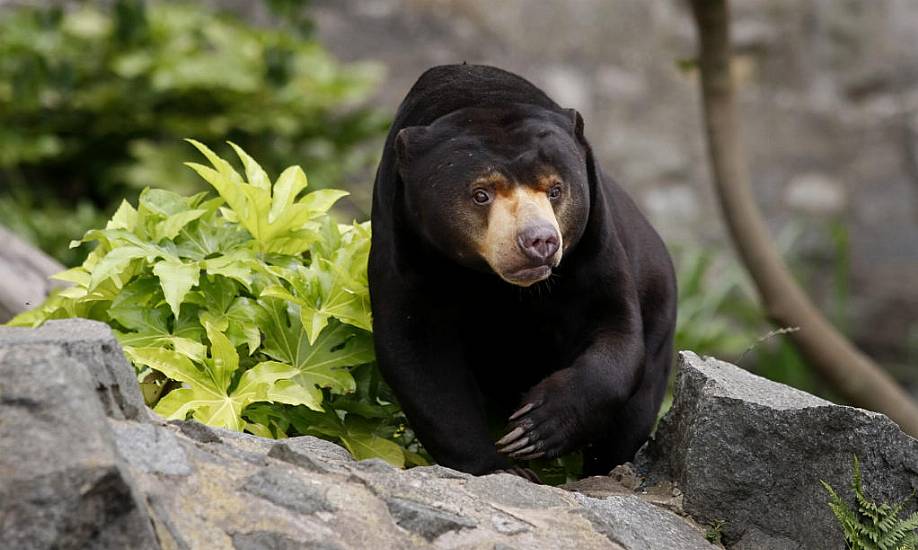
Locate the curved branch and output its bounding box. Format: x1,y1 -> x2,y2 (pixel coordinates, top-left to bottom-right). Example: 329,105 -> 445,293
688,0 -> 918,436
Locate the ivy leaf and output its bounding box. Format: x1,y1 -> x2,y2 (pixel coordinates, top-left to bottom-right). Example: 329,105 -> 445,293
153,259 -> 200,317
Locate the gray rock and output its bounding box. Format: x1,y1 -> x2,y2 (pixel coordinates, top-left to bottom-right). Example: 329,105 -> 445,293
0,319 -> 148,421
243,468 -> 335,515
281,435 -> 354,463
384,496 -> 476,541
465,472 -> 573,509
268,442 -> 331,474
574,494 -> 712,550
0,344 -> 156,549
0,224 -> 65,324
731,527 -> 798,550
232,531 -> 341,550
409,464 -> 472,480
490,512 -> 531,535
111,420 -> 192,476
640,351 -> 918,548
172,419 -> 222,443
353,457 -> 396,473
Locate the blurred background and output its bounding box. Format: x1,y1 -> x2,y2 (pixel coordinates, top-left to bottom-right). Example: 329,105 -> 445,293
1,0 -> 916,402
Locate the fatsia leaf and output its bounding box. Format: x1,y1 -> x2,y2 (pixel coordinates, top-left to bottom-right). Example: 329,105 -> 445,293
185,139 -> 243,184
203,250 -> 258,289
155,208 -> 207,241
229,141 -> 271,191
107,200 -> 139,231
269,165 -> 310,224
299,189 -> 349,216
128,326 -> 265,432
153,259 -> 200,318
340,416 -> 405,468
260,300 -> 373,396
89,246 -> 149,290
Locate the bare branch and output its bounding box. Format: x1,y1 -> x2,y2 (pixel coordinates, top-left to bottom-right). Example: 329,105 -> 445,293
688,0 -> 918,436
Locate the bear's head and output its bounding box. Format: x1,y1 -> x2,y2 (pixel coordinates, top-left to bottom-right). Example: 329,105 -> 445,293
395,104 -> 591,287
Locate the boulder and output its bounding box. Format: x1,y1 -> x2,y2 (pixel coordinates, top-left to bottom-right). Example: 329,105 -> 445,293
639,351 -> 918,548
0,343 -> 157,549
0,225 -> 65,324
0,319 -> 148,421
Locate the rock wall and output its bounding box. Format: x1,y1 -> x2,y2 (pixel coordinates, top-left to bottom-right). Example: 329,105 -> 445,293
308,0 -> 918,369
3,319 -> 917,549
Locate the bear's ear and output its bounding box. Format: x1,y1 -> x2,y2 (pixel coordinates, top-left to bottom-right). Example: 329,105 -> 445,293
395,126 -> 429,170
565,108 -> 585,141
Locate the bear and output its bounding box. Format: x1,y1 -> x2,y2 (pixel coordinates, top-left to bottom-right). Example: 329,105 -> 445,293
368,64 -> 677,479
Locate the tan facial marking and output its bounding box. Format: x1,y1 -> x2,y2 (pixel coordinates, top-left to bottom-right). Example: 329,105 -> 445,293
478,183 -> 562,286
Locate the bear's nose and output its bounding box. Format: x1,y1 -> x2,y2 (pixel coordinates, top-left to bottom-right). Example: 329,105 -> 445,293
517,224 -> 560,262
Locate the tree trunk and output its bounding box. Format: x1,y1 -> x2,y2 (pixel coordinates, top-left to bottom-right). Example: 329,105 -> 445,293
688,0 -> 918,436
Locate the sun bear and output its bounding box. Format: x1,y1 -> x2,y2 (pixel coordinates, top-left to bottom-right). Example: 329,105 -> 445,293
368,64 -> 677,479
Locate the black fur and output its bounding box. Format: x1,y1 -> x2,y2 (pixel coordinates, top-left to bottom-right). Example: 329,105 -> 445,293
369,64 -> 677,477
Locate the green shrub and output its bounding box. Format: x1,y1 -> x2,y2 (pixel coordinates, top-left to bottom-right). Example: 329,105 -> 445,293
822,456 -> 918,550
10,142 -> 425,468
0,0 -> 386,266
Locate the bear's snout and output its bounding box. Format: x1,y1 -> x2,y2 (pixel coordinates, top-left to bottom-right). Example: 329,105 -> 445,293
517,224 -> 560,263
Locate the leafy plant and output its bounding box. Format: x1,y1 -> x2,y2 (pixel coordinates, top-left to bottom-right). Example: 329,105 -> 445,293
0,0 -> 386,265
9,142 -> 424,468
705,518 -> 727,545
822,456 -> 918,550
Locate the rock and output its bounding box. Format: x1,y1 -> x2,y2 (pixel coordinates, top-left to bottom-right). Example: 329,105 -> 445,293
14,320 -> 885,548
173,419 -> 222,443
574,494 -> 712,550
0,319 -> 148,421
267,442 -> 333,474
110,421 -> 192,476
243,469 -> 335,515
0,224 -> 65,324
384,496 -> 476,541
0,343 -> 157,549
783,172 -> 847,217
231,531 -> 343,550
639,351 -> 918,548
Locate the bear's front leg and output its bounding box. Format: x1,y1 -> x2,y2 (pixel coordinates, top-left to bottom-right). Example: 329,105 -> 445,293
372,295 -> 510,475
495,330 -> 645,461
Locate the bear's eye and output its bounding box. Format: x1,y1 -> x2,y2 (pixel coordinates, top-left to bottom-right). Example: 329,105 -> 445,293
548,184 -> 563,200
472,189 -> 492,205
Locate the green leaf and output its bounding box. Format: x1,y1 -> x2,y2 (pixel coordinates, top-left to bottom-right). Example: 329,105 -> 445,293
261,300 -> 373,394
340,416 -> 405,468
155,208 -> 207,241
153,259 -> 200,317
228,141 -> 270,191
11,141 -> 426,467
89,246 -> 149,290
269,165 -> 310,224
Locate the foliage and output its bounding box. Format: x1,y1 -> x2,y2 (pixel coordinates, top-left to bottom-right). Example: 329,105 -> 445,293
705,519 -> 727,545
9,142 -> 424,468
671,230 -> 825,392
0,0 -> 386,266
822,456 -> 918,550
